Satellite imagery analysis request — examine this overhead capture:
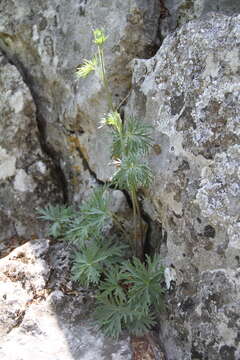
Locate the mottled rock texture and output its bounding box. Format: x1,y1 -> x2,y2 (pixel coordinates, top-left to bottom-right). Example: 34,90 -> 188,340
159,0 -> 240,38
0,0 -> 161,197
0,240 -> 131,360
127,13 -> 240,360
0,57 -> 62,256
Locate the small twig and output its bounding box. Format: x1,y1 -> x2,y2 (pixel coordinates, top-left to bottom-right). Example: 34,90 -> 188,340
117,90 -> 131,111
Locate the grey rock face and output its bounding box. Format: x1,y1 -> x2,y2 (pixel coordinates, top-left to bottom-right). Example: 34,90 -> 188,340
159,0 -> 240,38
0,240 -> 131,360
0,0 -> 161,199
0,57 -> 62,256
127,13 -> 240,359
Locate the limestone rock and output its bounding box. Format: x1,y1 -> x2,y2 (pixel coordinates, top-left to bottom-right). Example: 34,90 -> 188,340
127,13 -> 240,359
159,0 -> 240,38
0,0 -> 161,199
0,58 -> 62,255
0,239 -> 131,360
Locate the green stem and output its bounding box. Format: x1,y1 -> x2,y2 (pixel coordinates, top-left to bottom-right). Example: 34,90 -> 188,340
131,189 -> 144,260
98,44 -> 114,111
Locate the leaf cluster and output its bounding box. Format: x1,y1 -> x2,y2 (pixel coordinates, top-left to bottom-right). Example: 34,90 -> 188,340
37,204 -> 75,238
39,187 -> 112,245
71,242 -> 127,287
38,29 -> 165,341
95,255 -> 164,338
111,153 -> 153,193
111,116 -> 153,159
65,187 -> 112,245
101,112 -> 154,193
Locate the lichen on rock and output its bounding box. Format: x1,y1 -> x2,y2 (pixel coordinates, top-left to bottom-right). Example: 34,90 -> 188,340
127,12 -> 240,359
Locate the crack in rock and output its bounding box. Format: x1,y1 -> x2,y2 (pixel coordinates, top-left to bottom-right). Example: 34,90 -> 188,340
0,45 -> 68,203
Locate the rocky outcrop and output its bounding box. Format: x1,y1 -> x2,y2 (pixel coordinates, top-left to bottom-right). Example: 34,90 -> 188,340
127,13 -> 240,359
0,0 -> 162,246
0,0 -> 161,201
0,57 -> 62,257
159,0 -> 240,38
0,239 -> 131,359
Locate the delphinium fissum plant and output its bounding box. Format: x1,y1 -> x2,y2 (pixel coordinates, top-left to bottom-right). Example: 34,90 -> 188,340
39,29 -> 164,340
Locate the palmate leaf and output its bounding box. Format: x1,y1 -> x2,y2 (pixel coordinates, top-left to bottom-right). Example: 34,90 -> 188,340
97,265 -> 127,304
122,255 -> 165,313
66,187 -> 112,245
65,215 -> 99,246
71,241 -> 127,287
112,116 -> 153,159
80,187 -> 112,231
111,153 -> 154,192
94,289 -> 156,338
126,310 -> 156,336
94,297 -> 132,339
124,117 -> 153,155
37,204 -> 75,238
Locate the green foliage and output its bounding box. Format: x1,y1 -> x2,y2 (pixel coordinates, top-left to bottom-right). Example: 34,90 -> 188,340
78,187 -> 112,236
94,295 -> 156,338
123,255 -> 165,313
66,187 -> 112,245
37,204 -> 75,238
71,242 -> 127,287
97,265 -> 127,304
111,154 -> 154,193
94,255 -> 164,339
126,311 -> 156,337
94,298 -> 132,339
112,116 -> 153,159
39,28 -> 165,340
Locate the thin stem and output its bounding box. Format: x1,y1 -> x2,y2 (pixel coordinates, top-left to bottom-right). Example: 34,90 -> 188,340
131,188 -> 144,260
131,190 -> 138,257
112,213 -> 129,237
117,91 -> 131,111
98,44 -> 114,111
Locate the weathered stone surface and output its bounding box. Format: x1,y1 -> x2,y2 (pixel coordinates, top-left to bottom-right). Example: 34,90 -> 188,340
0,240 -> 131,359
0,0 -> 161,197
127,13 -> 240,359
159,0 -> 240,38
0,57 -> 62,255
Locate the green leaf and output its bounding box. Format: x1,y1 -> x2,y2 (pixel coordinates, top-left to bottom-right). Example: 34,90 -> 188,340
65,187 -> 112,245
126,311 -> 156,336
71,241 -> 127,287
112,116 -> 153,159
97,265 -> 127,304
123,116 -> 153,156
122,255 -> 165,313
111,153 -> 154,193
37,204 -> 75,238
94,297 -> 131,339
